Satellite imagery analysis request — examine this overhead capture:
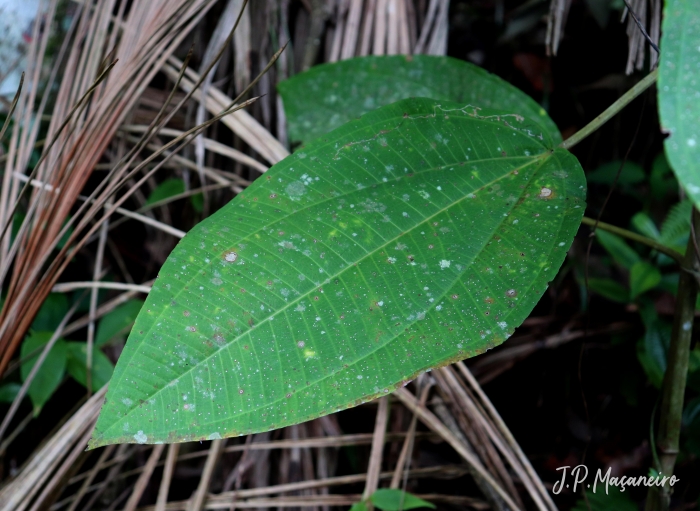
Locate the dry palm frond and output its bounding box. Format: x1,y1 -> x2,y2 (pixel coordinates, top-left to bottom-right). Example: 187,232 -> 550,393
545,0 -> 572,56
547,0 -> 661,70
622,0 -> 661,74
325,0 -> 448,60
0,0 -> 221,377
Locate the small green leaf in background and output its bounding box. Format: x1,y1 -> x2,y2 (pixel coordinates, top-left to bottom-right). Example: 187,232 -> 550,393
571,485 -> 638,511
191,193 -> 204,213
66,342 -> 114,391
95,300 -> 144,347
56,218 -> 74,250
89,98 -> 586,448
595,230 -> 641,270
20,331 -> 67,415
0,382 -> 21,403
657,0 -> 700,211
349,502 -> 368,511
630,212 -> 660,241
660,199 -> 691,253
649,152 -> 677,201
145,178 -> 185,206
278,55 -> 561,146
586,278 -> 629,303
12,212 -> 25,245
686,346 -> 700,393
587,160 -> 645,186
637,310 -> 671,388
629,261 -> 661,299
683,395 -> 700,457
31,293 -> 69,332
370,489 -> 435,511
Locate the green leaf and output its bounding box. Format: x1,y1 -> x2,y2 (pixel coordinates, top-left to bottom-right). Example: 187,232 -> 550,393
95,300 -> 145,347
684,396 -> 700,427
191,193 -> 204,213
594,230 -> 641,270
629,261 -> 661,298
587,160 -> 645,186
349,503 -> 368,511
31,293 -> 69,332
66,342 -> 114,391
658,0 -> 700,210
0,382 -> 22,403
89,98 -> 585,448
630,212 -> 660,241
371,489 -> 435,511
687,346 -> 700,393
20,331 -> 67,415
660,199 -> 691,252
586,278 -> 629,303
684,396 -> 700,457
571,485 -> 637,511
636,315 -> 671,388
650,152 -> 676,201
278,55 -> 561,146
146,178 -> 185,206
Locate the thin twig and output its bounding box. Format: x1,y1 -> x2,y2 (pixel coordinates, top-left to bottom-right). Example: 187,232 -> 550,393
0,73 -> 23,143
124,445 -> 165,511
363,396 -> 390,506
51,282 -> 152,293
623,0 -> 660,53
394,387 -> 522,511
156,444 -> 180,511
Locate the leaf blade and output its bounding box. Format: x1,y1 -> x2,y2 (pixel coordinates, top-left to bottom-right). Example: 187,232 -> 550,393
90,99 -> 585,448
278,55 -> 561,146
630,261 -> 662,299
658,0 -> 700,210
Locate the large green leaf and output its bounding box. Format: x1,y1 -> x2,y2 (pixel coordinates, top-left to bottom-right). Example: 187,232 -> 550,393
89,98 -> 585,448
278,55 -> 561,146
658,0 -> 700,210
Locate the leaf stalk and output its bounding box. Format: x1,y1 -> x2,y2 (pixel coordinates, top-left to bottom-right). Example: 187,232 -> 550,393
560,68 -> 658,151
581,216 -> 683,265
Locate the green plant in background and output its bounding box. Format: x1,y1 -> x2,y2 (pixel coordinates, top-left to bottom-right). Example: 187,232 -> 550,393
0,296 -> 143,413
85,1 -> 698,508
571,485 -> 637,511
350,489 -> 435,511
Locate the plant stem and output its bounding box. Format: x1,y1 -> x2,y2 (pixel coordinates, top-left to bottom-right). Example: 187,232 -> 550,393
581,216 -> 683,264
560,68 -> 658,151
645,209 -> 700,511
